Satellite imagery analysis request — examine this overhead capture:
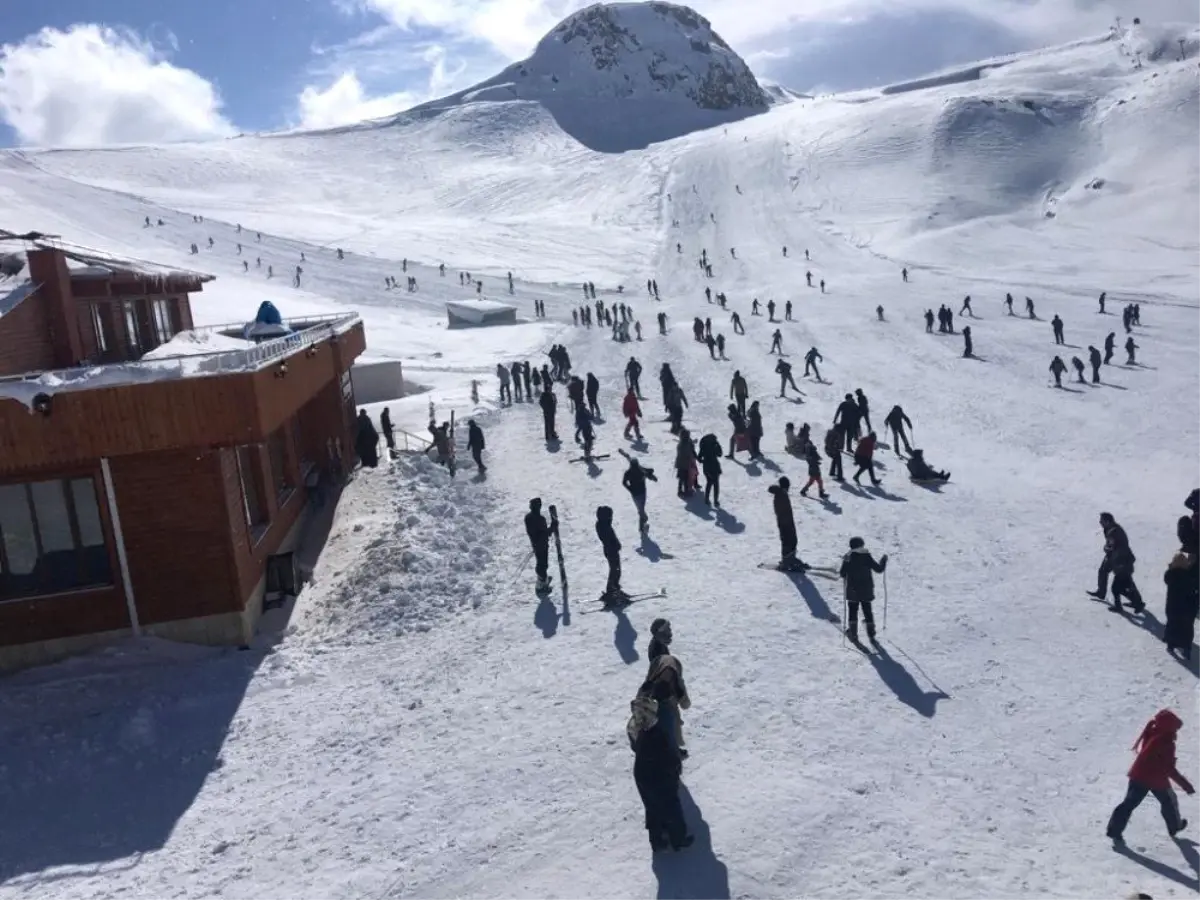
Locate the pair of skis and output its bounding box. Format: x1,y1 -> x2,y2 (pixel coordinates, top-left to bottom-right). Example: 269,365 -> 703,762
580,588 -> 668,615
757,561 -> 840,580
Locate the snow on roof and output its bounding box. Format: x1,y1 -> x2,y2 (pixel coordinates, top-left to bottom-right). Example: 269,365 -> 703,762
446,299 -> 517,314
139,329 -> 255,360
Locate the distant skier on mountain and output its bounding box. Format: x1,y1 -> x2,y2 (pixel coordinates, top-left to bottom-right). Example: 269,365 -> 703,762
586,372 -> 601,416
1004,293 -> 1014,316
962,326 -> 973,358
960,295 -> 973,317
924,309 -> 934,333
596,506 -> 624,601
621,456 -> 656,534
769,329 -> 783,354
1104,332 -> 1116,364
525,498 -> 554,593
752,298 -> 761,316
768,477 -> 806,571
1051,315 -> 1065,345
1125,336 -> 1138,365
1098,291 -> 1106,314
767,300 -> 777,321
1089,345 -> 1103,383
854,388 -> 872,433
657,311 -> 667,335
840,537 -> 888,644
776,360 -> 801,397
902,267 -> 908,282
1025,296 -> 1036,319
625,357 -> 643,396
731,311 -> 744,334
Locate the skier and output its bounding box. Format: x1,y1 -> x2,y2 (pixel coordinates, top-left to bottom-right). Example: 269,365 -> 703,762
840,537 -> 888,644
731,311 -> 744,334
355,410 -> 380,469
876,305 -> 885,322
804,347 -> 823,380
596,506 -> 624,601
1098,291 -> 1106,314
785,300 -> 793,321
820,279 -> 825,293
1088,345 -> 1103,383
752,299 -> 761,316
724,369 -> 744,420
576,405 -> 597,457
805,271 -> 813,288
1125,336 -> 1138,365
524,498 -> 554,593
825,425 -> 845,482
657,311 -> 668,335
962,326 -> 973,358
622,387 -> 643,440
960,295 -> 973,317
715,333 -> 726,359
625,357 -> 643,396
380,407 -> 395,454
496,364 -> 512,403
767,300 -> 777,321
1004,293 -> 1014,316
851,432 -> 881,486
1106,709 -> 1194,843
1051,315 -> 1065,345
586,372 -> 601,416
1025,296 -> 1036,319
834,394 -> 863,451
906,449 -> 949,482
467,419 -> 486,474
1050,356 -> 1067,387
1088,512 -> 1144,612
539,383 -> 559,441
883,405 -> 912,455
621,455 -> 656,534
697,433 -> 723,508
768,477 -> 806,570
799,443 -> 828,499
902,267 -> 908,282
854,388 -> 873,433
924,309 -> 934,333
1071,356 -> 1086,383
776,359 -> 800,397
1104,332 -> 1116,364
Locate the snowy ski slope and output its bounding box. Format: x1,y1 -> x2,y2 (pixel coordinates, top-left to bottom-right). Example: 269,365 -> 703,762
0,22 -> 1197,900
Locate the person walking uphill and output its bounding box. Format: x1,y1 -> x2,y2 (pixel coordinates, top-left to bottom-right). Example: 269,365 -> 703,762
1106,709 -> 1194,843
840,537 -> 888,644
596,506 -> 624,602
524,498 -> 555,593
768,477 -> 806,571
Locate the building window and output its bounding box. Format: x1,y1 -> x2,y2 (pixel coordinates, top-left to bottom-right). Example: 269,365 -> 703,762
90,303 -> 109,353
123,301 -> 142,356
151,298 -> 174,346
267,428 -> 295,500
235,445 -> 269,539
0,478 -> 112,601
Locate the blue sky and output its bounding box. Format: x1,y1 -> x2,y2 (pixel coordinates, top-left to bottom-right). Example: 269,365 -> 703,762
0,0 -> 1195,147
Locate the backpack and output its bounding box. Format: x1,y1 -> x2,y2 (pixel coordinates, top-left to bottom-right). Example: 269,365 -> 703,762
627,694 -> 658,751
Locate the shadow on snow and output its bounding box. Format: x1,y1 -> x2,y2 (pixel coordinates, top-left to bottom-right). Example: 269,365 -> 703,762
652,784 -> 730,899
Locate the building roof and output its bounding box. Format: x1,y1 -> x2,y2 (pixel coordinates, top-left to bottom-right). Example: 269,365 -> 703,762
0,235 -> 215,285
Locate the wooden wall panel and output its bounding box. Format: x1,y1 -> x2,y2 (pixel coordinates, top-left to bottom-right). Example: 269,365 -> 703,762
0,291 -> 57,377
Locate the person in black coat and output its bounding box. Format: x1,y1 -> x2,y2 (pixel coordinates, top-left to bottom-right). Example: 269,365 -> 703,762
630,681 -> 691,851
747,401 -> 764,459
380,407 -> 395,453
596,505 -> 623,600
727,404 -> 747,458
800,443 -> 828,499
466,419 -> 486,474
586,372 -> 601,416
883,405 -> 912,455
621,455 -> 656,534
1089,512 -> 1144,612
355,409 -> 380,468
839,536 -> 888,643
768,477 -> 804,569
697,433 -> 723,507
1163,516 -> 1199,660
524,498 -> 555,592
539,383 -> 558,441
834,394 -> 862,451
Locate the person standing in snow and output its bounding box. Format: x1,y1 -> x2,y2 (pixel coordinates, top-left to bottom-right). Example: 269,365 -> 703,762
380,407 -> 395,455
747,401 -> 764,460
1106,710 -> 1194,843
1088,346 -> 1103,383
727,404 -> 748,459
625,357 -> 643,397
960,295 -> 973,317
674,430 -> 697,497
1025,296 -> 1036,319
596,506 -> 624,601
1050,356 -> 1068,388
854,388 -> 873,434
355,410 -> 380,469
840,536 -> 888,644
825,425 -> 845,482
627,682 -> 692,852
883,405 -> 912,455
776,360 -> 801,398
697,432 -> 723,508
1104,332 -> 1117,365
496,364 -> 512,404
834,394 -> 863,452
962,325 -> 973,358
1098,291 -> 1106,314
1125,336 -> 1139,365
768,477 -> 805,570
524,498 -> 555,593
1088,512 -> 1144,612
539,382 -> 558,441
510,361 -> 524,402
852,432 -> 882,486
622,387 -> 643,440
1051,315 -> 1065,345
804,347 -> 823,380
769,328 -> 783,354
730,371 -> 749,419
586,372 -> 601,417
799,443 -> 828,500
622,455 -> 656,535
785,300 -> 793,321
467,420 -> 486,474
1163,517 -> 1199,660
1071,356 -> 1086,384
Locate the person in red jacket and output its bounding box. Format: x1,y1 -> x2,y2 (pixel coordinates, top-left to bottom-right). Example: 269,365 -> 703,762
852,432 -> 882,486
1106,709 -> 1195,842
622,388 -> 642,440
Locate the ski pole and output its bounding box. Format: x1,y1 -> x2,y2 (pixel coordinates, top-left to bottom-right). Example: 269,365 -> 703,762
514,549 -> 534,583
841,585 -> 847,649
882,568 -> 889,632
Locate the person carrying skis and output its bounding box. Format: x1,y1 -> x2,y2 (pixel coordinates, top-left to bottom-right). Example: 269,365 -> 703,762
697,433 -> 723,508
1089,512 -> 1144,612
1106,709 -> 1194,843
539,383 -> 559,441
776,360 -> 801,397
883,405 -> 912,455
621,455 -> 656,534
906,449 -> 949,482
851,432 -> 881,486
380,407 -> 396,454
466,419 -> 487,474
1050,356 -> 1068,388
596,505 -> 624,601
355,410 -> 380,468
768,477 -> 806,570
799,443 -> 828,499
840,537 -> 888,644
730,371 -> 749,418
622,387 -> 643,440
804,346 -> 823,380
525,498 -> 555,593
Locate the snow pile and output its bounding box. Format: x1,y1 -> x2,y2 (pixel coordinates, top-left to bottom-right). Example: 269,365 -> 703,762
397,1 -> 769,151
139,329 -> 254,360
289,453 -> 501,644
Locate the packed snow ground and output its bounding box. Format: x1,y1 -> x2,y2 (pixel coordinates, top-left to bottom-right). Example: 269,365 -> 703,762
0,23 -> 1197,900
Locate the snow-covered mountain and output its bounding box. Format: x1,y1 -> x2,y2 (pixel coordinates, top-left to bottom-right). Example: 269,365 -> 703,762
390,1 -> 770,151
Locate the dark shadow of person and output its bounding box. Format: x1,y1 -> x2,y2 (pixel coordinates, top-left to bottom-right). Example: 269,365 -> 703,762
652,784 -> 730,899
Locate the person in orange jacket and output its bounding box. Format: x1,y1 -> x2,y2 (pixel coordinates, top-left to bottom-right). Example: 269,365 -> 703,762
1106,709 -> 1195,843
622,388 -> 642,440
851,432 -> 881,486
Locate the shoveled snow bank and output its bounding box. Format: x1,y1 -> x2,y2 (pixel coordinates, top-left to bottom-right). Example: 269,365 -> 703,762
140,329 -> 254,360
287,452 -> 500,644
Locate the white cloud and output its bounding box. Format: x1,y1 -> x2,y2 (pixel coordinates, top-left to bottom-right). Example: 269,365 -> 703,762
0,24 -> 234,147
297,71 -> 419,128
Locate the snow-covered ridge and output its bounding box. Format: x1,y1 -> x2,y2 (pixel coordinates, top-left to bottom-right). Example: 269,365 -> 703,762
385,1 -> 769,152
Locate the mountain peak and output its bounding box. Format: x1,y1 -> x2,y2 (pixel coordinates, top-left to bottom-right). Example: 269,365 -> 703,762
405,2 -> 769,152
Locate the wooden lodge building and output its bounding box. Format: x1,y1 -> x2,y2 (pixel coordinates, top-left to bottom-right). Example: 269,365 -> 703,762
0,241 -> 366,670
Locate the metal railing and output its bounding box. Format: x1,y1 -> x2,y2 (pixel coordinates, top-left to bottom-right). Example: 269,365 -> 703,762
0,312 -> 362,387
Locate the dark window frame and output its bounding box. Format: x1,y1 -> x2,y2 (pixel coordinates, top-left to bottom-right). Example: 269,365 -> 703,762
235,445 -> 270,543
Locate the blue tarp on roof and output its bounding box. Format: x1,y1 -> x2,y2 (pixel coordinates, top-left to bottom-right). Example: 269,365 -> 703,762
255,300 -> 283,325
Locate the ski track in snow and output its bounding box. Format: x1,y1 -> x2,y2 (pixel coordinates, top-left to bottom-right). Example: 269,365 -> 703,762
0,23 -> 1198,900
